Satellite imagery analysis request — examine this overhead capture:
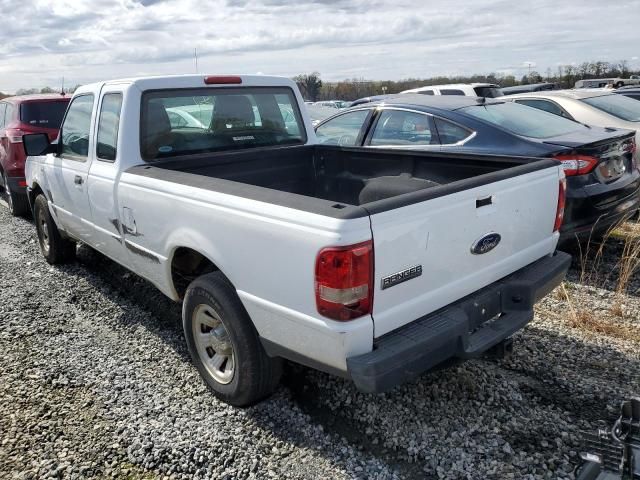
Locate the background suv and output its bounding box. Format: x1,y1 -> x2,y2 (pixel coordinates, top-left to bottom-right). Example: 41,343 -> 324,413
0,94 -> 70,215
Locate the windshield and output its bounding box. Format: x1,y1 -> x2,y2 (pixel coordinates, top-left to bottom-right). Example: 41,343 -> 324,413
140,87 -> 306,160
582,94 -> 640,122
460,101 -> 584,138
20,101 -> 69,128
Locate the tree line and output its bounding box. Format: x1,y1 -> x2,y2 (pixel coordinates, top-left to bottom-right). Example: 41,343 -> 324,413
0,85 -> 82,100
295,60 -> 639,101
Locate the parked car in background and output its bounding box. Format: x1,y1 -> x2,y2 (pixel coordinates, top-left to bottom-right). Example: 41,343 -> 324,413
400,83 -> 503,98
313,100 -> 351,109
500,82 -> 559,96
615,86 -> 640,102
315,95 -> 640,242
23,74 -> 570,405
575,76 -> 640,89
0,94 -> 70,215
503,90 -> 640,138
305,104 -> 337,126
351,94 -> 392,106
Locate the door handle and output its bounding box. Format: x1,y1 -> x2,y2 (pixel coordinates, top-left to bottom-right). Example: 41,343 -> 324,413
74,175 -> 83,185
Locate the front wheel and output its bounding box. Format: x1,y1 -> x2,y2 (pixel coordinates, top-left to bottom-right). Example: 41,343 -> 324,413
183,272 -> 282,406
33,194 -> 76,264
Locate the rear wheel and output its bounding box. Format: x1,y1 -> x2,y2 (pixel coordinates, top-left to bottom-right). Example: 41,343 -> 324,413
1,171 -> 29,217
615,81 -> 624,88
183,272 -> 282,406
33,194 -> 76,264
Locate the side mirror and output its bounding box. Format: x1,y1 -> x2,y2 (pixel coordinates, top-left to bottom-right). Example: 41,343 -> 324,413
23,133 -> 57,157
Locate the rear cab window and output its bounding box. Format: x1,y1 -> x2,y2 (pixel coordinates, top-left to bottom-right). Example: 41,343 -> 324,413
460,102 -> 585,138
419,90 -> 435,96
140,87 -> 307,160
20,101 -> 68,128
0,103 -> 6,129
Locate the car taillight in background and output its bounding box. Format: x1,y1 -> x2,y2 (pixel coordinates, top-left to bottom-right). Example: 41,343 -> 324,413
553,154 -> 599,176
315,240 -> 373,321
554,177 -> 566,233
6,129 -> 26,143
622,137 -> 639,171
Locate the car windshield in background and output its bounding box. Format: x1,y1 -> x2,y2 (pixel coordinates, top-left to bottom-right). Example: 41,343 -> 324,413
140,87 -> 306,160
473,86 -> 503,98
460,102 -> 584,138
20,101 -> 68,128
582,94 -> 640,122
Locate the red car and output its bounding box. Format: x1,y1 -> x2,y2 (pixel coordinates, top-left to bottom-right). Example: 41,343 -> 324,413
0,94 -> 70,215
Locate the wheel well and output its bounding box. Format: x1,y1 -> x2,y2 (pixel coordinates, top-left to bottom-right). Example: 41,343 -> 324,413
28,183 -> 44,211
171,247 -> 219,298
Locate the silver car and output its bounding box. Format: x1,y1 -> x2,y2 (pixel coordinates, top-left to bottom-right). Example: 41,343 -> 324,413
501,89 -> 640,144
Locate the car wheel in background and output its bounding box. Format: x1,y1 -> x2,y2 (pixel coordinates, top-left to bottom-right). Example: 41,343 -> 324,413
1,171 -> 29,217
183,271 -> 282,407
33,194 -> 76,264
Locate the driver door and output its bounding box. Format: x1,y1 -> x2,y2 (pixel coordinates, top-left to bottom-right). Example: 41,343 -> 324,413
49,92 -> 97,242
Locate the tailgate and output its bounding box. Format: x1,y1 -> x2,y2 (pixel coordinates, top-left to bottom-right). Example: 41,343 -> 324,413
368,161 -> 562,337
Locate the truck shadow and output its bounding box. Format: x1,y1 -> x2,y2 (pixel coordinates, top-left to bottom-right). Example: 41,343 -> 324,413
55,243 -> 640,479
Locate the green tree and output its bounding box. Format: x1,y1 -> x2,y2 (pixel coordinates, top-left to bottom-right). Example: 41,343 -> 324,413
293,72 -> 323,101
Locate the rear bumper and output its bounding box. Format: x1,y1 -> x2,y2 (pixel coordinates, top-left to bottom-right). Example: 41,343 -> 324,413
561,173 -> 640,242
347,251 -> 572,393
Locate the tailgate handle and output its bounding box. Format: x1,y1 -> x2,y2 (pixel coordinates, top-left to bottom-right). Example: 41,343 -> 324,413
476,196 -> 493,208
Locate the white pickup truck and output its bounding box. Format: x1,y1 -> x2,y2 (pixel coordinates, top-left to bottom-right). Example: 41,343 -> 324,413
23,74 -> 571,406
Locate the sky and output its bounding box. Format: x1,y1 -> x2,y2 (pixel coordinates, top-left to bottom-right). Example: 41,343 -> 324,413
1,0 -> 640,92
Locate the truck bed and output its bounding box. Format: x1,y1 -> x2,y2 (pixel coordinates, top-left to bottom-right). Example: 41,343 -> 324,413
127,145 -> 557,217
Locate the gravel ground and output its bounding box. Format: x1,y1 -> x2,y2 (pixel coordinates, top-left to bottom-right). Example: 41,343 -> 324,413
1,204 -> 638,479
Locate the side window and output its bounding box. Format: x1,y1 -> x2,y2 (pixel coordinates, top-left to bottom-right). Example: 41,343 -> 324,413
61,95 -> 94,160
370,110 -> 434,146
96,93 -> 123,162
434,118 -> 473,144
315,109 -> 369,146
419,90 -> 434,95
0,103 -> 6,129
440,89 -> 465,96
515,99 -> 571,119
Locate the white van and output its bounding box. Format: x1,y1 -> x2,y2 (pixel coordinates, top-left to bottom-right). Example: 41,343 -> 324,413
400,83 -> 502,98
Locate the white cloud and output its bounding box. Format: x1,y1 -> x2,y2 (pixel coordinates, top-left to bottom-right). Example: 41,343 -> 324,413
0,0 -> 639,92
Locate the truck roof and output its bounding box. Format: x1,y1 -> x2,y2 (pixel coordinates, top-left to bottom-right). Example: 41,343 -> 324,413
75,74 -> 297,95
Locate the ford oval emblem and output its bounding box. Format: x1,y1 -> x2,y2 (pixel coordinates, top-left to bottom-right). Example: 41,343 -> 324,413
471,232 -> 501,255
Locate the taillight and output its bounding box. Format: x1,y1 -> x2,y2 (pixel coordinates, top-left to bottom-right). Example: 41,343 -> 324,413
315,240 -> 373,321
553,154 -> 599,176
554,177 -> 566,233
6,129 -> 25,143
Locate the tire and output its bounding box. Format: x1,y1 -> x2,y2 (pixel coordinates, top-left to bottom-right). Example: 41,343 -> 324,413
183,272 -> 282,406
615,81 -> 624,88
33,194 -> 76,264
1,171 -> 29,217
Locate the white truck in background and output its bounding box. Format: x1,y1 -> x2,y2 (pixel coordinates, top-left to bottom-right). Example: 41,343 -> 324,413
24,74 -> 570,406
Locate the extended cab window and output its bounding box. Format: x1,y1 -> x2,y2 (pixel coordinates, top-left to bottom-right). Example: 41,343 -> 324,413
61,95 -> 94,160
315,109 -> 369,146
419,90 -> 434,95
96,93 -> 123,162
370,110 -> 434,146
140,87 -> 306,160
0,103 -> 6,128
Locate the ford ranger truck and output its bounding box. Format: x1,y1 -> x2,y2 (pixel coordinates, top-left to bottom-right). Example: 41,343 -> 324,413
23,75 -> 571,406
